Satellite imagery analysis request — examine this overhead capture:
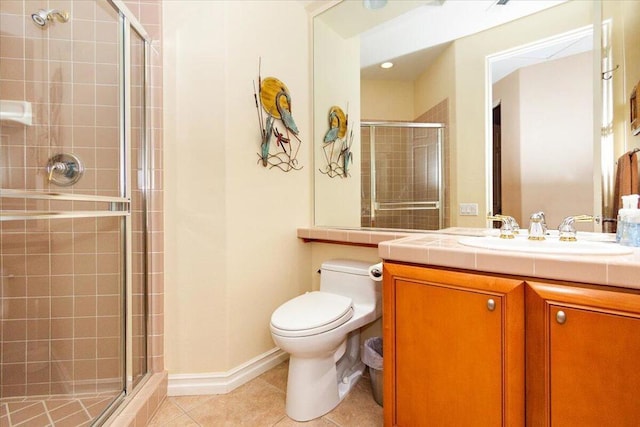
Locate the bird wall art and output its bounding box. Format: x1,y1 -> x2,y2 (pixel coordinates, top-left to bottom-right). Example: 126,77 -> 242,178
319,105 -> 353,178
253,60 -> 302,172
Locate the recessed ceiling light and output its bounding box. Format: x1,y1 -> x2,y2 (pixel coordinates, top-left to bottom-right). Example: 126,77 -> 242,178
363,0 -> 388,10
381,62 -> 394,69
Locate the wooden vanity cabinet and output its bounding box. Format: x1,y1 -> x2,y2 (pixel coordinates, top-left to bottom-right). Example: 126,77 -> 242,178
383,262 -> 525,427
526,282 -> 640,427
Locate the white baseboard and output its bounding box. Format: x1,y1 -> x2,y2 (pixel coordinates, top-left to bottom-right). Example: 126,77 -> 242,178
167,348 -> 288,396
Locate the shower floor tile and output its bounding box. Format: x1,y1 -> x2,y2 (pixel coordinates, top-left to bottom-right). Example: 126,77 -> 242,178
0,392 -> 119,427
149,361 -> 383,427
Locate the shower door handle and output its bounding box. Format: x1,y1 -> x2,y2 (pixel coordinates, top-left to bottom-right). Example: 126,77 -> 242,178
0,210 -> 129,221
0,189 -> 130,221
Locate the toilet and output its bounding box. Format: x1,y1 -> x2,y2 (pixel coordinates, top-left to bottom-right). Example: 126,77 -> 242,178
270,259 -> 382,421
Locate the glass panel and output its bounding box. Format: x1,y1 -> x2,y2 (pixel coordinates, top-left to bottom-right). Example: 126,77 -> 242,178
0,215 -> 124,415
130,27 -> 147,388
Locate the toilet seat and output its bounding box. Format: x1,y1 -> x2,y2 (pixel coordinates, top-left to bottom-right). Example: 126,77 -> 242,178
271,291 -> 353,338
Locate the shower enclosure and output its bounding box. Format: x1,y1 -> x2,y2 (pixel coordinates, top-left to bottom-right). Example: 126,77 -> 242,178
361,122 -> 445,231
0,1 -> 152,424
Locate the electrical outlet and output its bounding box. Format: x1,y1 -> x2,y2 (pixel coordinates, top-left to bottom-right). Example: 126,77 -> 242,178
459,203 -> 479,216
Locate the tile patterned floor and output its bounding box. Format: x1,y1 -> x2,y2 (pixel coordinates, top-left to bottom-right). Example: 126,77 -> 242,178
149,362 -> 383,426
0,393 -> 118,427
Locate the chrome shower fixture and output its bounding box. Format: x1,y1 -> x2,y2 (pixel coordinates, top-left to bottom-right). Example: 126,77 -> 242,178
31,9 -> 70,27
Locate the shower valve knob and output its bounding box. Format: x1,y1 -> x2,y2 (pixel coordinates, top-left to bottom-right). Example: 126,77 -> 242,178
46,153 -> 84,186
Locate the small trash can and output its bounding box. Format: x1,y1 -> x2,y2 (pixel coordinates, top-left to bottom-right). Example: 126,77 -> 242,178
362,337 -> 383,406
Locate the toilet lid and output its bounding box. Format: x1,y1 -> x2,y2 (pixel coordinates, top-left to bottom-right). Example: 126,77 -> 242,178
270,291 -> 353,337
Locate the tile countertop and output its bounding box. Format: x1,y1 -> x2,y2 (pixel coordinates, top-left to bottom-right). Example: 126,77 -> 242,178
298,227 -> 640,290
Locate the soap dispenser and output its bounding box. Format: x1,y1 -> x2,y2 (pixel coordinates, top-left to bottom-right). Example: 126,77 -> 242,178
616,194 -> 640,245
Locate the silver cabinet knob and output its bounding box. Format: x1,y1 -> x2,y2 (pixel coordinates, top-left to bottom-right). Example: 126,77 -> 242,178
556,310 -> 567,324
487,298 -> 496,311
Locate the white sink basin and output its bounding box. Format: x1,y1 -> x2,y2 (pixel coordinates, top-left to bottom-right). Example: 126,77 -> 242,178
458,235 -> 633,255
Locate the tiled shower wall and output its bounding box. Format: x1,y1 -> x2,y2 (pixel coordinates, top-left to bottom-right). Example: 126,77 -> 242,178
361,126 -> 414,229
0,0 -> 164,407
415,99 -> 450,230
412,127 -> 443,230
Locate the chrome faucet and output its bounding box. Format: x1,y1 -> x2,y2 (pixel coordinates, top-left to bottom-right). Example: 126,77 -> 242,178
558,215 -> 594,242
488,214 -> 518,239
528,211 -> 547,240
496,215 -> 520,235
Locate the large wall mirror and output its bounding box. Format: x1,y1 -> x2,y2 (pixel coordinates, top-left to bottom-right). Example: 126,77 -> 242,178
313,0 -> 640,234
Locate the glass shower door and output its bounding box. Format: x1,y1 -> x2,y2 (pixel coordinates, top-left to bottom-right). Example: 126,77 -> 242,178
361,122 -> 444,231
0,0 -> 128,423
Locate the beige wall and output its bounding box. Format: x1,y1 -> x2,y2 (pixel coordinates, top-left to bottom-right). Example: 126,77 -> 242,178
313,18 -> 361,227
414,43 -> 456,122
163,0 -> 311,373
360,79 -> 415,121
519,53 -> 593,229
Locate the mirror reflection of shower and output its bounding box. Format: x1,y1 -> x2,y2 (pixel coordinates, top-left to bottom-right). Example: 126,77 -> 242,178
361,122 -> 445,231
31,8 -> 70,27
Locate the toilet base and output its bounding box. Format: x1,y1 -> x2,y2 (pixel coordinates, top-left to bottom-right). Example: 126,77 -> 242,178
284,330 -> 364,422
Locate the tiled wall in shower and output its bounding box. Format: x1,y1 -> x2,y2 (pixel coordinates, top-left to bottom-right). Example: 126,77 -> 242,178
415,99 -> 450,230
361,125 -> 414,229
0,1 -> 122,195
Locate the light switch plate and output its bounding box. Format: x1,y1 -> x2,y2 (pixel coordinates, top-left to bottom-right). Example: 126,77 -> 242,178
459,203 -> 479,216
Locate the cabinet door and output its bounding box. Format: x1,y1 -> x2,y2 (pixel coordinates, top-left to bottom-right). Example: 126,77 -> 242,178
384,263 -> 525,427
527,282 -> 640,427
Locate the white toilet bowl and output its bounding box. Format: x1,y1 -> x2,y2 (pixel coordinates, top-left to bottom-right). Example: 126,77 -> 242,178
270,259 -> 382,421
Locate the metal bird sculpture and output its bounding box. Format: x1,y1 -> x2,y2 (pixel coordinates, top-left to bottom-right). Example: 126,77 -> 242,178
275,89 -> 299,136
323,110 -> 340,144
254,66 -> 303,171
339,130 -> 353,178
260,115 -> 274,166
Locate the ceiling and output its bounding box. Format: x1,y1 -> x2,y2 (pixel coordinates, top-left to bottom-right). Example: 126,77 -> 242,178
489,32 -> 593,84
317,0 -> 588,82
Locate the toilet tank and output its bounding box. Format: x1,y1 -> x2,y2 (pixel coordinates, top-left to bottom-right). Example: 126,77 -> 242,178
320,259 -> 381,309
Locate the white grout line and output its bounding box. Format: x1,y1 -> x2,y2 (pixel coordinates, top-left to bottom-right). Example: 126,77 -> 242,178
78,398 -> 94,422
43,400 -> 55,426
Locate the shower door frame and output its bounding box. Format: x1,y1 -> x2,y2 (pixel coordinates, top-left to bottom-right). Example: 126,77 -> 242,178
112,0 -> 153,412
95,1 -> 153,421
362,121 -> 445,230
116,0 -> 152,395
